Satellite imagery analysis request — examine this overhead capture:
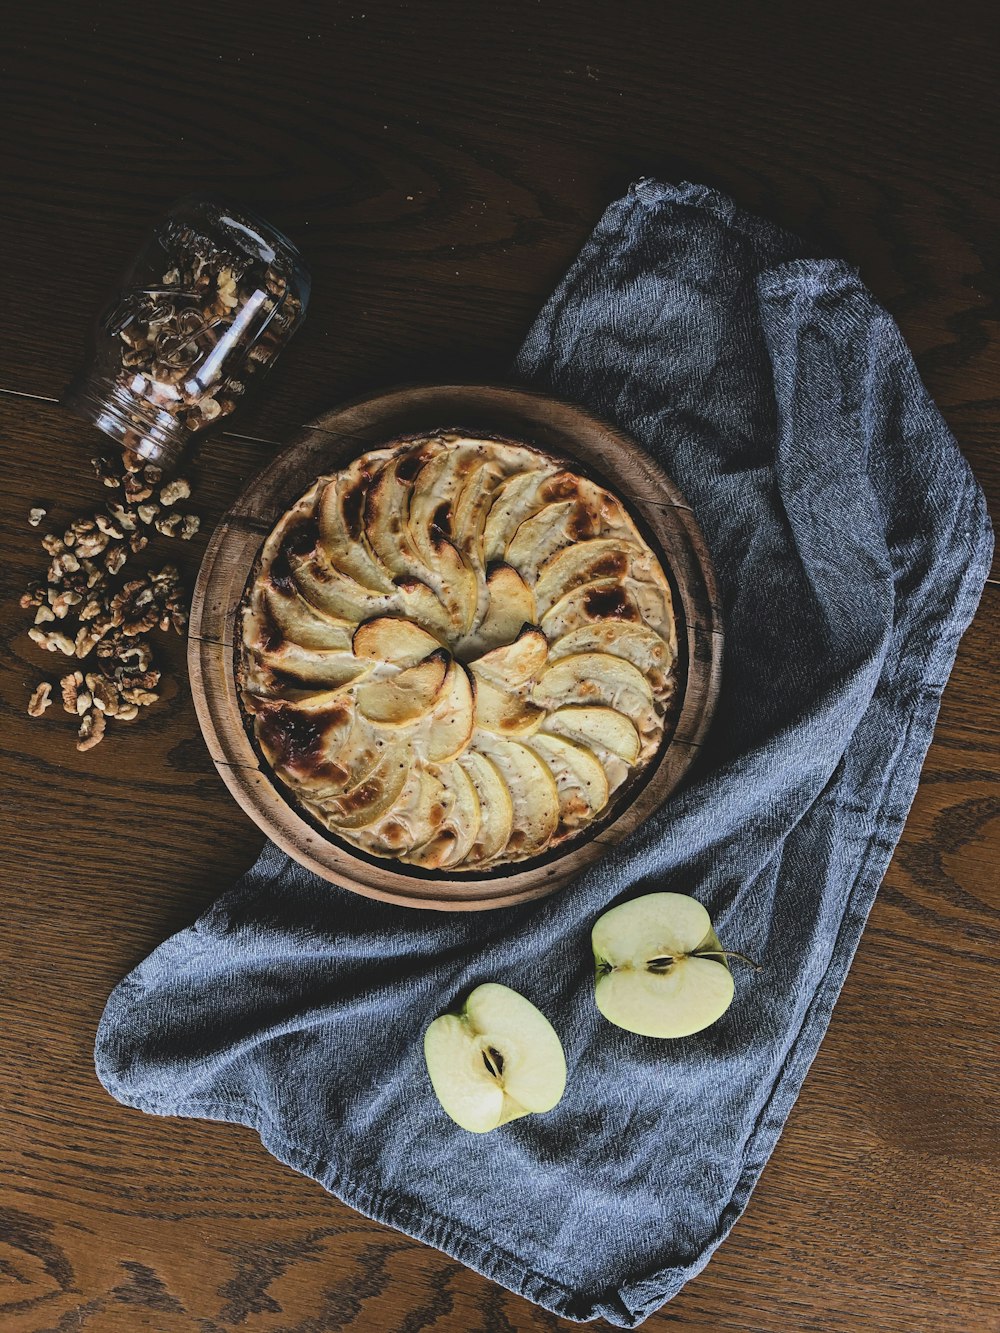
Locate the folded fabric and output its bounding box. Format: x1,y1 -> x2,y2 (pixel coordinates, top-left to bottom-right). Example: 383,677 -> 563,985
95,180 -> 993,1326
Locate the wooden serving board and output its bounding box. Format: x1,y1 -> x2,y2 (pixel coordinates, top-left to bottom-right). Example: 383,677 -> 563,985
189,384 -> 723,909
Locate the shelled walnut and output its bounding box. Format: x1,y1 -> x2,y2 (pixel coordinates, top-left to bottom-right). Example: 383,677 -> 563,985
22,449 -> 198,751
27,682 -> 52,716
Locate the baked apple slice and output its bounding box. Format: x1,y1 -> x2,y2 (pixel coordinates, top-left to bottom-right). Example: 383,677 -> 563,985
352,616 -> 443,667
471,734 -> 558,859
458,751 -> 514,864
355,650 -> 450,726
470,625 -> 548,688
527,732 -> 610,832
423,661 -> 476,763
466,564 -> 537,657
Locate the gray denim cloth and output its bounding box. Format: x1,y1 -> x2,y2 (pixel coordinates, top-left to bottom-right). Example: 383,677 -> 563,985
95,180 -> 993,1326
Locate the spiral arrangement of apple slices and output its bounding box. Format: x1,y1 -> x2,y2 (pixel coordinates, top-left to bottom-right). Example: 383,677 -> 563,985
239,432 -> 679,870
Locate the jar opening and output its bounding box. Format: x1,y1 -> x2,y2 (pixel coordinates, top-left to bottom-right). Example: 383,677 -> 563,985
63,377 -> 189,470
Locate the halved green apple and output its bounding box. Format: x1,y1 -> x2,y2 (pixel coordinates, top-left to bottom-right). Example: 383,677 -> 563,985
424,983 -> 567,1132
593,893 -> 737,1038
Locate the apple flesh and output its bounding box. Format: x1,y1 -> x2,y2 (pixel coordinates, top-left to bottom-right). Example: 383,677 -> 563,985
592,892 -> 736,1038
424,983 -> 567,1133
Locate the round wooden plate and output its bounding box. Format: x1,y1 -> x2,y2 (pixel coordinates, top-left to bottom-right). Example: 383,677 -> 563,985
189,384 -> 723,910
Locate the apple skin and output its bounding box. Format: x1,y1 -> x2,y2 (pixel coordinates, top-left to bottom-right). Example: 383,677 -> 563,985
592,892 -> 736,1039
423,983 -> 567,1134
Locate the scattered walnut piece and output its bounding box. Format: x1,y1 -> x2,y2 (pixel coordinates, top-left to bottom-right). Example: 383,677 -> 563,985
92,455 -> 124,488
60,671 -> 86,714
75,625 -> 104,658
24,445 -> 199,750
95,512 -> 124,539
50,589 -> 83,619
104,544 -> 128,575
49,551 -> 80,581
110,580 -> 160,635
119,668 -> 162,691
81,559 -> 103,588
20,582 -> 46,609
159,478 -> 191,506
120,686 -> 159,706
29,628 -> 77,655
123,474 -> 154,504
155,512 -> 183,537
74,529 -> 109,559
77,708 -> 106,751
27,682 -> 52,716
86,673 -> 120,715
106,501 -> 137,532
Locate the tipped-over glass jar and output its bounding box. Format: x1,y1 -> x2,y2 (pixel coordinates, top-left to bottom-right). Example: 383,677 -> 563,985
65,197 -> 310,470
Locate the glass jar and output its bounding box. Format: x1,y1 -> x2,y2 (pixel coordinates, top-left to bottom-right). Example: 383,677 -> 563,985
64,197 -> 310,470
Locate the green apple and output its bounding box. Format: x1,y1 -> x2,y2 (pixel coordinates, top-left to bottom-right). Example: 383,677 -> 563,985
424,983 -> 567,1133
593,892 -> 753,1039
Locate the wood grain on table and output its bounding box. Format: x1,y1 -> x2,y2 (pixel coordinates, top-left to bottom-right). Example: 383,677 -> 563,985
1,2 -> 997,1330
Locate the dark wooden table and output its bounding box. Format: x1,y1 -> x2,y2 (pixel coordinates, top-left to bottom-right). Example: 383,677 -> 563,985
2,4 -> 997,1330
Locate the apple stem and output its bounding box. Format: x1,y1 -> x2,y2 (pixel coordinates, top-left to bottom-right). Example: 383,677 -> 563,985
694,948 -> 762,972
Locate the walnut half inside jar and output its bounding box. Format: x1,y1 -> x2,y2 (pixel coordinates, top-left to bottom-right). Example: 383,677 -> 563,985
64,197 -> 310,471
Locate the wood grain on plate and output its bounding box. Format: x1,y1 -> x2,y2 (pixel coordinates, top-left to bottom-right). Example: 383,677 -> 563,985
190,384 -> 723,909
0,0 -> 997,1328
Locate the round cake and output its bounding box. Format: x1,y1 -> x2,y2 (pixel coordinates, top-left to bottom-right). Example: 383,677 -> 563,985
238,431 -> 679,871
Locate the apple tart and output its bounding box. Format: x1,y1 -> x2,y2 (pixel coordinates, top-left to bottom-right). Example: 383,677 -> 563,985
239,432 -> 680,871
